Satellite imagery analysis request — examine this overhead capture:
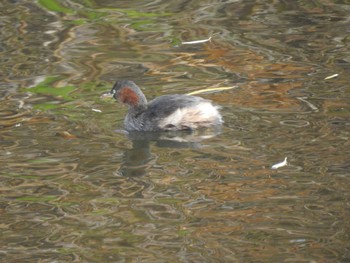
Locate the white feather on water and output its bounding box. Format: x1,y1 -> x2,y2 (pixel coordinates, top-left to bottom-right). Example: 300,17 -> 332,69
271,157 -> 288,169
182,37 -> 212,45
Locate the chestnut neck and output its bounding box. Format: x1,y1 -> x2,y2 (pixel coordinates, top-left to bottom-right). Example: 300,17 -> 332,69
113,81 -> 148,114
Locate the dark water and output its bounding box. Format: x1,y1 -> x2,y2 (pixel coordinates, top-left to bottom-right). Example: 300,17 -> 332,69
1,0 -> 350,262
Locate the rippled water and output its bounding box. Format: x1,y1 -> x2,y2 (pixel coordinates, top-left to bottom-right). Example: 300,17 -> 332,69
1,0 -> 350,262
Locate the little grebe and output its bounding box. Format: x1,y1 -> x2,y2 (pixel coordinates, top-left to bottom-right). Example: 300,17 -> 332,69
108,80 -> 223,131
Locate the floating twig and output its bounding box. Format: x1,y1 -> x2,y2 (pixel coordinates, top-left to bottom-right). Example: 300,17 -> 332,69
56,131 -> 77,139
187,86 -> 237,96
297,97 -> 319,112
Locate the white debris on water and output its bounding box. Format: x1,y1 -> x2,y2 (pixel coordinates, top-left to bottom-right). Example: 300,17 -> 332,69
324,73 -> 339,80
271,157 -> 288,169
182,37 -> 212,45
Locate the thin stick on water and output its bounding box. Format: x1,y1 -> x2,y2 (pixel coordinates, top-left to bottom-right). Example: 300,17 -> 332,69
187,86 -> 237,96
297,97 -> 319,112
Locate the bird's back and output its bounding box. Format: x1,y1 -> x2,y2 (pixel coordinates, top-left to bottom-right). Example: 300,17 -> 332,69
137,94 -> 222,131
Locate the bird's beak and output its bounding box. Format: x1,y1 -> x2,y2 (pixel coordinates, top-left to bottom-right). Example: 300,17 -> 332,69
100,91 -> 114,99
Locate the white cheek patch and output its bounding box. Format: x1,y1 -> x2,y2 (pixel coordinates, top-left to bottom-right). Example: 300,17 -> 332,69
158,102 -> 222,130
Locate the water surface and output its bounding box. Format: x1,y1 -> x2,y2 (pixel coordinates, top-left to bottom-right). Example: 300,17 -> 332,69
1,0 -> 349,262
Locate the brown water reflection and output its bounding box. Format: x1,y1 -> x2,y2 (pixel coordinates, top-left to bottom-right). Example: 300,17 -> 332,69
1,0 -> 350,262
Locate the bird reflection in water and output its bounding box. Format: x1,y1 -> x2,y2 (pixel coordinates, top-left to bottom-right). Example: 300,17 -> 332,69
119,127 -> 221,177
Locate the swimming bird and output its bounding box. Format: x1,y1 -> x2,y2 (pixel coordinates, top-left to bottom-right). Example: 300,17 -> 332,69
107,80 -> 223,131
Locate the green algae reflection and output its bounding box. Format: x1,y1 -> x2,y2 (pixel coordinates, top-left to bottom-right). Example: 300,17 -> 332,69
38,0 -> 73,14
37,0 -> 171,32
29,76 -> 75,101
